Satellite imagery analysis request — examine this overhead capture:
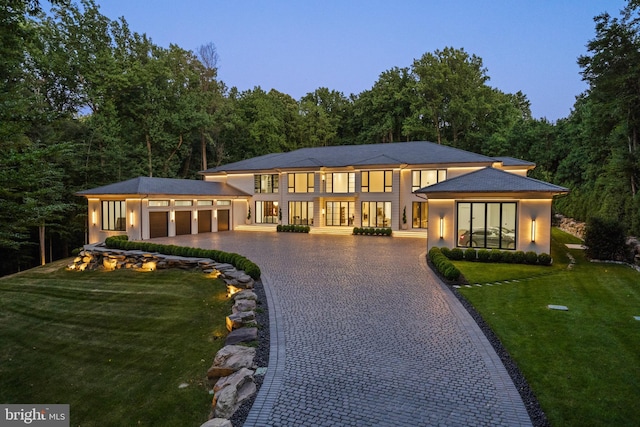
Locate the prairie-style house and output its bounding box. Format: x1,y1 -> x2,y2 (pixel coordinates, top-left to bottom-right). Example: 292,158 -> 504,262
77,141 -> 568,254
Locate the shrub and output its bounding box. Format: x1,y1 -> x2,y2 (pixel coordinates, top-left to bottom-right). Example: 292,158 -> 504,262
501,251 -> 515,263
477,249 -> 491,262
489,249 -> 503,263
538,253 -> 552,266
443,264 -> 461,281
463,248 -> 477,261
525,251 -> 538,264
513,251 -> 526,264
428,247 -> 460,282
440,247 -> 452,258
449,248 -> 464,260
584,216 -> 627,261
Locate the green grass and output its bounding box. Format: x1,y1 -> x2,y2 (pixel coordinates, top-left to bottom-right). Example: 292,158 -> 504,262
454,228 -> 640,426
0,266 -> 229,426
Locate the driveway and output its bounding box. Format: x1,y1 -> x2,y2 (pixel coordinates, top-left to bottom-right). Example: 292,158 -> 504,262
157,232 -> 531,426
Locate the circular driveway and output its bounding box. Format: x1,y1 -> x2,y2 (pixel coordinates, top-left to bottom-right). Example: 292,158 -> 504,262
159,232 -> 531,426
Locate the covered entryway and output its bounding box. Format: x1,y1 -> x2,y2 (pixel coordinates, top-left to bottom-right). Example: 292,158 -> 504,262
175,211 -> 191,235
217,209 -> 230,231
198,210 -> 212,233
149,212 -> 169,238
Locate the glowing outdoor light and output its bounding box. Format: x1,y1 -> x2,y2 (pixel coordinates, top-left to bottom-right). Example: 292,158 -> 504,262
531,219 -> 536,243
194,210 -> 198,221
92,210 -> 97,226
129,210 -> 134,227
439,217 -> 444,239
170,211 -> 175,222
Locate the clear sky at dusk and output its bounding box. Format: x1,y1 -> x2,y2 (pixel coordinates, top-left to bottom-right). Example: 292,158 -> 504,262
97,0 -> 627,122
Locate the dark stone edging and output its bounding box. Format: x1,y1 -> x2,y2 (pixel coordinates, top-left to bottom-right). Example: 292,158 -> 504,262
427,257 -> 550,427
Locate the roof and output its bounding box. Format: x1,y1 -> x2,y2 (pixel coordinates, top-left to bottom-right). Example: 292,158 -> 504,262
76,176 -> 249,197
201,141 -> 500,173
492,156 -> 536,167
415,167 -> 569,195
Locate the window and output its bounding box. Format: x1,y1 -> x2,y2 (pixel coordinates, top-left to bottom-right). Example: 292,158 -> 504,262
457,202 -> 517,249
326,201 -> 355,226
362,170 -> 392,192
412,202 -> 428,228
102,201 -> 126,231
412,169 -> 447,191
197,200 -> 213,206
288,173 -> 314,193
149,200 -> 169,207
216,200 -> 231,206
326,172 -> 355,193
175,200 -> 192,206
256,201 -> 279,224
362,202 -> 391,227
289,201 -> 314,225
254,174 -> 279,193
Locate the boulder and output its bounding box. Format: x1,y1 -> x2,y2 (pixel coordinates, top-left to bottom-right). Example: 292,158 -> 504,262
207,345 -> 256,380
232,299 -> 256,314
102,257 -> 118,271
226,311 -> 255,331
232,290 -> 257,301
199,419 -> 232,427
224,327 -> 257,345
212,368 -> 256,419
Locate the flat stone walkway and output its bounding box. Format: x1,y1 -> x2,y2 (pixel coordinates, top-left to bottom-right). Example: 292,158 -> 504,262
157,232 -> 531,426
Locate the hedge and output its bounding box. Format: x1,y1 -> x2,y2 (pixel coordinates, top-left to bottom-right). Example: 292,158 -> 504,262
428,247 -> 461,281
438,245 -> 552,266
352,227 -> 392,236
104,237 -> 261,279
277,224 -> 310,233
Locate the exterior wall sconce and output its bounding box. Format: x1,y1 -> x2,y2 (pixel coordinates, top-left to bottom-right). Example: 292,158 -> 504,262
439,217 -> 444,239
170,211 -> 175,222
321,208 -> 325,215
92,210 -> 97,226
129,210 -> 134,227
531,219 -> 536,243
194,210 -> 198,221
214,210 -> 218,219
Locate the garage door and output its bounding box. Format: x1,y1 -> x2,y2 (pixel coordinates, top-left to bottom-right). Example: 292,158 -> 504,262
217,210 -> 230,231
175,211 -> 191,235
198,210 -> 212,233
149,212 -> 168,238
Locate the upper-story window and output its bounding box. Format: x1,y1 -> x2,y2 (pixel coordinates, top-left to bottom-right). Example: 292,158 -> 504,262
412,169 -> 447,191
362,170 -> 392,193
254,174 -> 279,193
288,173 -> 314,193
326,172 -> 355,193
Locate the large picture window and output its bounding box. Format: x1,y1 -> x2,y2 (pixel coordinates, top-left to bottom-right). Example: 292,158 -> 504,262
256,201 -> 279,224
457,202 -> 517,249
254,174 -> 279,193
361,170 -> 392,192
326,201 -> 354,226
362,201 -> 391,227
102,201 -> 126,231
288,173 -> 314,193
289,201 -> 314,225
412,202 -> 428,228
325,172 -> 355,193
412,169 -> 446,191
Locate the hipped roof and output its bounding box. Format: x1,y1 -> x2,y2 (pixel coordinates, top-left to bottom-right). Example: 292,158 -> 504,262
76,176 -> 249,197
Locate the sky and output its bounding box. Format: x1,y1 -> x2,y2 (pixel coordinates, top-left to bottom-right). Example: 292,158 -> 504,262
97,0 -> 628,122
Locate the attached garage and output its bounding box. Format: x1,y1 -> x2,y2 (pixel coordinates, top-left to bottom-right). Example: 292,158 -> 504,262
175,211 -> 191,235
149,211 -> 169,238
217,210 -> 230,231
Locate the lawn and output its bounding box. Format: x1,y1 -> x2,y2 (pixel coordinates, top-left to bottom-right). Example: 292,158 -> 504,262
453,228 -> 640,426
0,265 -> 229,426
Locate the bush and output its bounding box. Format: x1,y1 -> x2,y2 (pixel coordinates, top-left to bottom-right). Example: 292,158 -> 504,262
449,248 -> 464,260
538,253 -> 552,266
477,249 -> 491,262
489,249 -> 503,263
525,251 -> 538,264
513,251 -> 526,264
584,216 -> 627,261
428,247 -> 460,281
464,248 -> 477,261
440,247 -> 452,258
501,251 -> 515,263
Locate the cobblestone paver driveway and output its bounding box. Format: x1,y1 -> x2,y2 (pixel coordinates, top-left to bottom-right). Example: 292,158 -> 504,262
159,232 -> 531,426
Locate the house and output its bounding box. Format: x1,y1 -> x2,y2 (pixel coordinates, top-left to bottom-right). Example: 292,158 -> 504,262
77,141 -> 568,253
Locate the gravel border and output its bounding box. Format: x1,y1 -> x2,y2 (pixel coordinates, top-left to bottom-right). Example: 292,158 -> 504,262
427,258 -> 550,427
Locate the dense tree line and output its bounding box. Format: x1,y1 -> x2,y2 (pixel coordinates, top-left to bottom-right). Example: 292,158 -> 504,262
1,0 -> 639,275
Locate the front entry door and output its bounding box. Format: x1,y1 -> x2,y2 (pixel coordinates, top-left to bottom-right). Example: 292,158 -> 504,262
217,209 -> 230,231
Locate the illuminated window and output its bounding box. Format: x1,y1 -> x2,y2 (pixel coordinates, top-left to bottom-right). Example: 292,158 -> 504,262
326,172 -> 355,193
412,169 -> 447,191
457,202 -> 517,249
254,174 -> 279,193
361,201 -> 391,227
149,200 -> 169,207
175,200 -> 192,206
289,201 -> 314,225
256,201 -> 279,224
288,173 -> 314,193
412,202 -> 428,228
101,201 -> 126,231
362,171 -> 392,192
197,200 -> 213,206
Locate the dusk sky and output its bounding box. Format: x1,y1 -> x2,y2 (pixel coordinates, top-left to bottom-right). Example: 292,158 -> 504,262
98,0 -> 628,122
